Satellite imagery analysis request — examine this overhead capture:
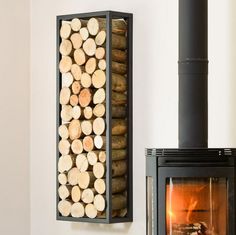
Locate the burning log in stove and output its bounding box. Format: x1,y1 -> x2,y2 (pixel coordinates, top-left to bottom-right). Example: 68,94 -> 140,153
171,222 -> 211,235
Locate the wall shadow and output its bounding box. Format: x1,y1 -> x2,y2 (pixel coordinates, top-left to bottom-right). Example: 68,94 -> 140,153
229,0 -> 236,146
71,222 -> 132,233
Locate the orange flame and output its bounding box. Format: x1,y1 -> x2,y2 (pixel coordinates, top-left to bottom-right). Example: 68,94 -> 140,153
186,197 -> 198,223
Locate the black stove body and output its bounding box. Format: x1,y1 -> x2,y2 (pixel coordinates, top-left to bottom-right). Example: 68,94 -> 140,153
146,0 -> 236,234
146,149 -> 236,235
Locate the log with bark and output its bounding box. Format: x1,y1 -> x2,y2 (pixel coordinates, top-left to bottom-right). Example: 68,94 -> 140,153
112,177 -> 127,193
112,73 -> 127,92
112,34 -> 127,50
112,105 -> 126,118
112,61 -> 127,75
112,49 -> 127,63
112,149 -> 126,161
112,195 -> 127,210
112,119 -> 127,135
112,136 -> 127,149
112,91 -> 126,105
112,160 -> 127,177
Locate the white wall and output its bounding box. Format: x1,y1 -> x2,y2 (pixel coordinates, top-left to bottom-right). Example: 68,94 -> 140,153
0,0 -> 30,235
30,1 -> 236,235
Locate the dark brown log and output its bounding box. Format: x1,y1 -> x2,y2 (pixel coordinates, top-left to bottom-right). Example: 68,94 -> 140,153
112,136 -> 127,149
112,105 -> 126,118
112,73 -> 127,92
112,177 -> 127,193
112,34 -> 126,50
112,149 -> 126,161
112,195 -> 127,210
112,160 -> 127,176
112,61 -> 127,75
112,91 -> 126,105
112,49 -> 127,63
112,119 -> 127,135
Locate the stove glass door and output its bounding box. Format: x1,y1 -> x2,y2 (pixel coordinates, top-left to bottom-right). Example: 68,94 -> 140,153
166,178 -> 227,235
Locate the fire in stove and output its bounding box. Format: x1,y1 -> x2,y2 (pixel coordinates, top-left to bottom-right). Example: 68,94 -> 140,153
166,178 -> 227,235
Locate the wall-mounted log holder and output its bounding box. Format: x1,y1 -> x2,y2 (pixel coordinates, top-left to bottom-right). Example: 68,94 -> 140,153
56,11 -> 133,223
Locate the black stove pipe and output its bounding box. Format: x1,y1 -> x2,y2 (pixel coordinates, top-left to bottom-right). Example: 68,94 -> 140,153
178,0 -> 208,148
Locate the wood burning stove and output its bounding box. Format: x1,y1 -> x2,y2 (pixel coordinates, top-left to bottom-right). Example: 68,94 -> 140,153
146,0 -> 236,234
146,149 -> 236,235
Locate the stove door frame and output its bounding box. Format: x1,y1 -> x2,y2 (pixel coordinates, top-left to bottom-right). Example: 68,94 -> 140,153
158,166 -> 235,235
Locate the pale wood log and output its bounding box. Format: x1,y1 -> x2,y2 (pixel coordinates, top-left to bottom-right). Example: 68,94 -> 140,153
70,33 -> 83,49
112,73 -> 127,92
92,70 -> 106,88
71,18 -> 81,32
112,49 -> 126,63
112,160 -> 127,177
95,47 -> 105,59
58,185 -> 72,199
87,151 -> 98,165
81,120 -> 92,135
59,39 -> 73,56
112,119 -> 127,135
71,105 -> 81,119
61,105 -> 73,122
96,18 -> 127,35
112,149 -> 126,161
83,136 -> 94,152
83,106 -> 93,119
85,57 -> 97,74
112,34 -> 127,50
79,27 -> 89,41
79,88 -> 92,107
98,59 -> 106,70
58,154 -> 74,173
70,94 -> 79,106
83,38 -> 96,56
60,87 -> 71,105
58,173 -> 67,185
112,105 -> 126,118
68,167 -> 80,186
94,194 -> 105,212
71,202 -> 85,218
60,22 -> 72,39
78,171 -> 96,189
87,18 -> 99,36
58,124 -> 69,139
81,188 -> 95,203
112,195 -> 127,210
71,139 -> 83,154
68,119 -> 81,140
112,136 -> 127,149
58,200 -> 72,216
98,151 -> 106,163
58,140 -> 71,155
71,63 -> 82,81
94,135 -> 106,149
112,177 -> 126,193
81,73 -> 92,88
112,61 -> 127,75
112,91 -> 126,105
93,103 -> 105,117
94,178 -> 106,194
95,30 -> 106,46
93,117 -> 106,135
85,204 -> 98,219
62,72 -> 73,88
93,88 -> 106,104
93,162 -> 105,179
71,81 -> 81,95
59,56 -> 72,73
71,185 -> 81,202
74,48 -> 86,65
76,153 -> 89,172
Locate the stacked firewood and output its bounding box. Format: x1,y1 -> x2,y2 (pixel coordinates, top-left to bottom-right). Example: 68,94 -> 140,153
171,222 -> 210,235
57,16 -> 128,219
